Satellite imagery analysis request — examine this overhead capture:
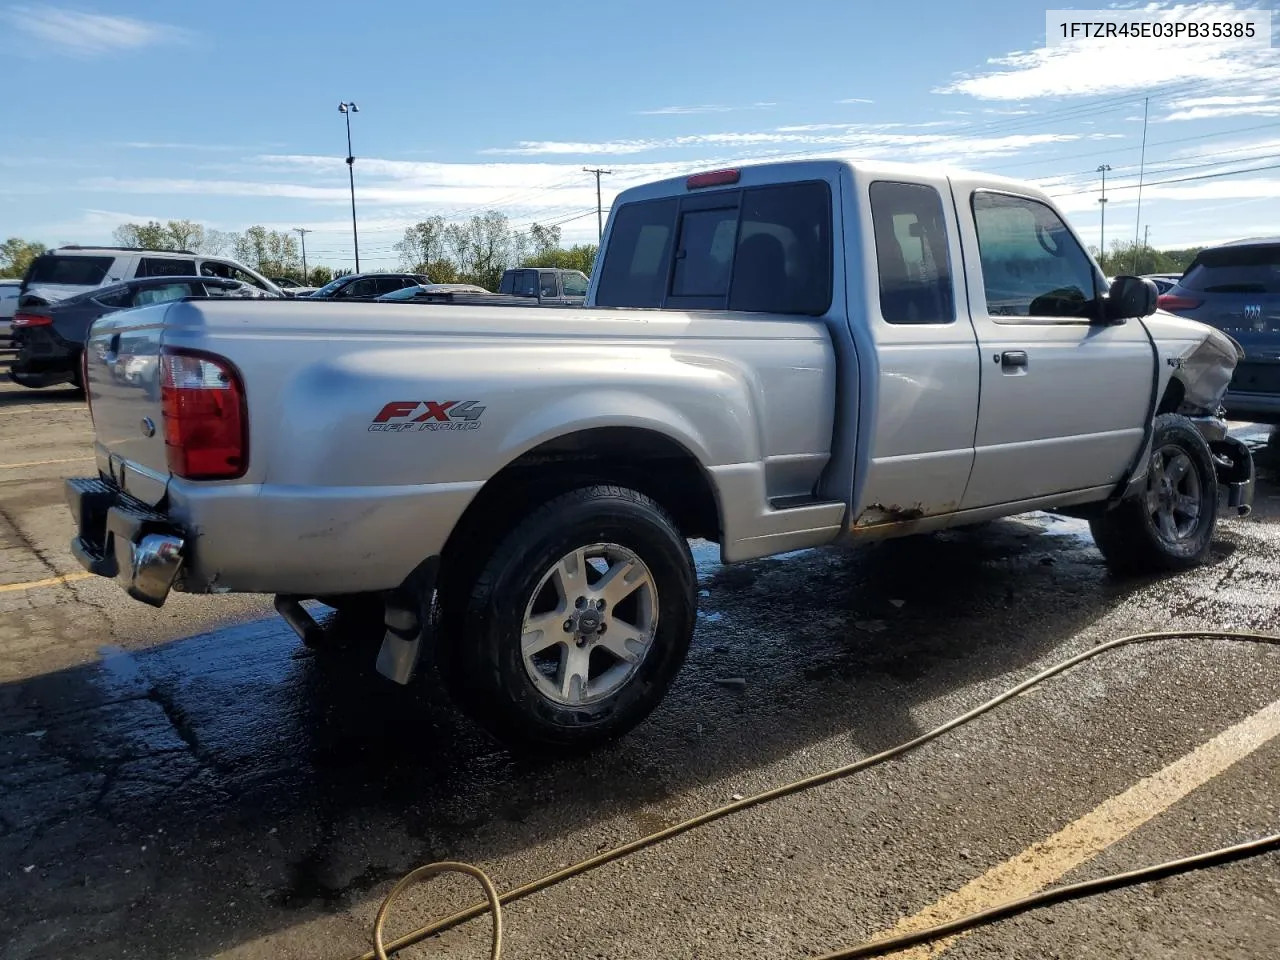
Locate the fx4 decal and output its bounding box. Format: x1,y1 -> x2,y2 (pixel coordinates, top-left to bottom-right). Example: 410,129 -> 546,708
369,400 -> 486,432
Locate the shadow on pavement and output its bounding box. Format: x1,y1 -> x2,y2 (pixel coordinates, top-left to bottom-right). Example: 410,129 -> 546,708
0,385 -> 83,407
0,469 -> 1274,959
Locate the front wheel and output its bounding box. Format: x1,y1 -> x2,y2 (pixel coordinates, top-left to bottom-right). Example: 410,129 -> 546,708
436,485 -> 697,753
1089,413 -> 1218,574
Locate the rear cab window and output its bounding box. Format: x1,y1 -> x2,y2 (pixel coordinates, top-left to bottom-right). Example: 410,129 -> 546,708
595,180 -> 832,315
26,254 -> 115,287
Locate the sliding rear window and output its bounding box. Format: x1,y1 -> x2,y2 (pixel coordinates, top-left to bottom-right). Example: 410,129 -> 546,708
595,180 -> 832,315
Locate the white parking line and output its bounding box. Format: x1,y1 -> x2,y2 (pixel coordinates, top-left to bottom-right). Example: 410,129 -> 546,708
865,696 -> 1280,957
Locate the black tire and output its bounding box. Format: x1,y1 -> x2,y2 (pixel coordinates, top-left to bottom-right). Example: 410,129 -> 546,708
436,485 -> 696,753
1089,413 -> 1218,575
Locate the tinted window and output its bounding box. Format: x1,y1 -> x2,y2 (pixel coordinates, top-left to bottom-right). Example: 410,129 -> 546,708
1181,245 -> 1280,294
971,192 -> 1098,319
869,181 -> 954,324
539,272 -> 559,298
93,289 -> 132,308
28,255 -> 113,286
562,272 -> 588,297
514,271 -> 537,297
229,266 -> 268,290
344,278 -> 377,298
595,198 -> 678,307
375,277 -> 406,295
138,257 -> 196,278
594,183 -> 832,314
131,283 -> 197,306
498,272 -> 515,295
672,207 -> 738,298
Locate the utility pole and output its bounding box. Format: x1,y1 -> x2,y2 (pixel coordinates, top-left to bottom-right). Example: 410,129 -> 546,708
584,167 -> 612,244
1131,95 -> 1150,275
294,228 -> 311,283
339,102 -> 360,272
1097,164 -> 1112,265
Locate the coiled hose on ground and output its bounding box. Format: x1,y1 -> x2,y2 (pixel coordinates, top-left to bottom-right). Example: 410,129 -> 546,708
344,630 -> 1280,960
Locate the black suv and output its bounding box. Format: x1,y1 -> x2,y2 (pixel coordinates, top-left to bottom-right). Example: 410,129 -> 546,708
302,273 -> 431,300
9,276 -> 249,390
1157,238 -> 1280,423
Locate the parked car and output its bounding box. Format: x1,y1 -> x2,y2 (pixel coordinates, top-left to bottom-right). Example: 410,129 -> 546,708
271,277 -> 318,297
1141,274 -> 1182,295
9,276 -> 252,390
0,279 -> 19,339
19,246 -> 285,304
497,267 -> 589,304
302,272 -> 430,300
1156,237 -> 1280,422
376,283 -> 491,302
65,159 -> 1254,753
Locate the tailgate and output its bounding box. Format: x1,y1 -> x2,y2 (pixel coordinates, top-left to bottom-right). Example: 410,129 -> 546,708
83,304 -> 172,506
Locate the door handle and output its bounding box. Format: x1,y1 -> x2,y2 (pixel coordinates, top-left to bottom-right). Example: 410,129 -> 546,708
999,350 -> 1028,370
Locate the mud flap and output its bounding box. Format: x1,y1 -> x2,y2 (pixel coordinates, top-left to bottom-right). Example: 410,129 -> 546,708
1209,437 -> 1255,518
374,557 -> 439,686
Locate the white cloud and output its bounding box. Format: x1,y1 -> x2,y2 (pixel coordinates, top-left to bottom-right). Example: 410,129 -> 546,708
111,141 -> 261,152
936,2 -> 1280,101
1,5 -> 188,59
1160,104 -> 1280,122
635,104 -> 734,115
836,98 -> 874,104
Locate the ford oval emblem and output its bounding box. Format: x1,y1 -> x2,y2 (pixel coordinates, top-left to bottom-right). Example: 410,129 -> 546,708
141,417 -> 156,438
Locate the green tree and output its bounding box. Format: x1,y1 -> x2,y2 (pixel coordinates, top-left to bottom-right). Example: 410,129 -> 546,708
0,237 -> 45,278
309,266 -> 333,285
230,226 -> 301,276
114,221 -> 173,250
1091,240 -> 1199,277
523,243 -> 597,275
447,211 -> 515,290
396,217 -> 449,271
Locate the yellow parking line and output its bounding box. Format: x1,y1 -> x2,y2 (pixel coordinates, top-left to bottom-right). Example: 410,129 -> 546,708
868,695 -> 1280,958
0,571 -> 95,593
0,456 -> 94,470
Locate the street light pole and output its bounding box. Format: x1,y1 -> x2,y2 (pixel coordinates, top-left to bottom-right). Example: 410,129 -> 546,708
339,102 -> 360,272
294,227 -> 311,283
1096,164 -> 1112,263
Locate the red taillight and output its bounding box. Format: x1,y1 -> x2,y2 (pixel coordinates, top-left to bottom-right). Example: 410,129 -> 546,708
1157,294 -> 1203,312
12,311 -> 51,327
159,348 -> 248,480
686,168 -> 741,189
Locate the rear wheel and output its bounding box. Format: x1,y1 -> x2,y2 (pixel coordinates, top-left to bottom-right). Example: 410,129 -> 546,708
435,485 -> 696,753
1089,414 -> 1218,574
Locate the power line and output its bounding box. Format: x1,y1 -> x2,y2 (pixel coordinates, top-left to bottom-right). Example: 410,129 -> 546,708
1049,159 -> 1280,198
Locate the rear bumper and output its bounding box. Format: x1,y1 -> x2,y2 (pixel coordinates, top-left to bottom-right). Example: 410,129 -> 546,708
65,477 -> 186,607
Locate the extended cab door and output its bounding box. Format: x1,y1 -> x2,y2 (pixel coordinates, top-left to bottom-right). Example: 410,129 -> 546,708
951,182 -> 1152,509
852,174 -> 981,528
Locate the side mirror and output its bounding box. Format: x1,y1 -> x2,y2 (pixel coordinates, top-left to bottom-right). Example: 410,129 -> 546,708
1104,275 -> 1158,323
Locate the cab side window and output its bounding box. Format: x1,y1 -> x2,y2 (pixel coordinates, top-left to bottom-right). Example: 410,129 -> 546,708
869,181 -> 955,324
971,192 -> 1098,320
539,272 -> 559,298
561,272 -> 588,297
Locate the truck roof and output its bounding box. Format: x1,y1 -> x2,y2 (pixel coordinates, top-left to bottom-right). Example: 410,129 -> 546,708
611,157 -> 1049,207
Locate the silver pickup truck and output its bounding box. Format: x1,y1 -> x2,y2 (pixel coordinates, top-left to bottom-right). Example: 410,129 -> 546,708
66,159 -> 1255,753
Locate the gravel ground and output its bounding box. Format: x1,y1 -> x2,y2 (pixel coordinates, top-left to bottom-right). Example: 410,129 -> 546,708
0,377 -> 1277,960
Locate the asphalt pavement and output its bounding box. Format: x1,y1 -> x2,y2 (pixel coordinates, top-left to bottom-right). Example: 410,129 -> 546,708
0,376 -> 1278,960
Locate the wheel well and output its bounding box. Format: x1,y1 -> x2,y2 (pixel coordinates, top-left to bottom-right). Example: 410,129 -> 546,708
1156,376 -> 1186,416
438,428 -> 721,589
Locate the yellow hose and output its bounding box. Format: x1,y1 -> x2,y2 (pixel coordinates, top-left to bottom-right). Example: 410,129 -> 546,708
347,629 -> 1280,960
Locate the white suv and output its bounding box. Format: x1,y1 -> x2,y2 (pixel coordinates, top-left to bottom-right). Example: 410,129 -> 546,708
19,247 -> 285,303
